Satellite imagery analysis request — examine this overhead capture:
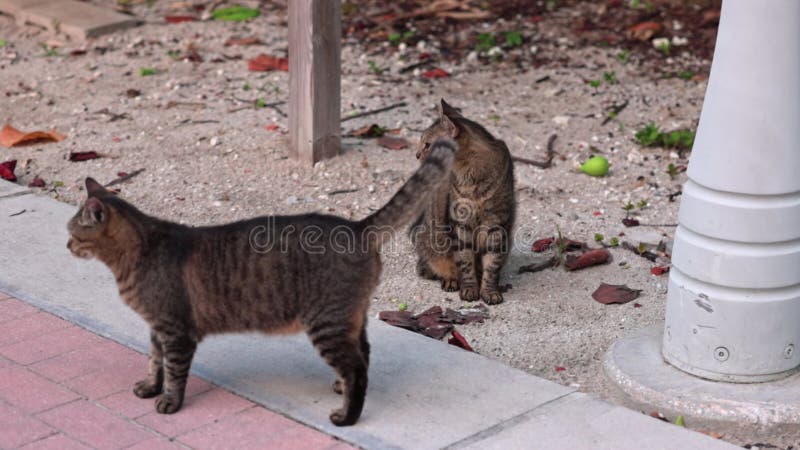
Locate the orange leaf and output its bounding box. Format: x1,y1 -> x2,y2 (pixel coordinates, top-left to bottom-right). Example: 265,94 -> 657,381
0,124 -> 66,148
627,21 -> 662,41
248,54 -> 288,72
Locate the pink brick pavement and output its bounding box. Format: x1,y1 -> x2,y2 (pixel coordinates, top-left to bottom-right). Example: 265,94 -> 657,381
0,293 -> 354,450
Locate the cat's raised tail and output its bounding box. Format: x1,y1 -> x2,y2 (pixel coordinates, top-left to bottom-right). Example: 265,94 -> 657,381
360,138 -> 455,235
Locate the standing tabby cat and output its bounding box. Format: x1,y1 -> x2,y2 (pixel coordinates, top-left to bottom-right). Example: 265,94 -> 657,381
66,140 -> 455,426
412,99 -> 515,305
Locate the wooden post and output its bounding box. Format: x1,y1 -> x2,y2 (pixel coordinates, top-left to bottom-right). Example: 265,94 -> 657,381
288,0 -> 341,165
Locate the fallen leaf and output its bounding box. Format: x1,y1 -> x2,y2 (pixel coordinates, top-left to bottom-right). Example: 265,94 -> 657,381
700,9 -> 721,27
518,256 -> 558,274
377,310 -> 415,329
555,366 -> 566,372
442,304 -> 490,325
532,237 -> 554,252
125,88 -> 141,98
0,160 -> 17,182
248,54 -> 288,72
0,124 -> 65,147
592,283 -> 641,305
650,266 -> 670,276
69,49 -> 87,56
265,124 -> 280,131
28,176 -> 45,187
627,21 -> 662,41
565,249 -> 610,270
698,430 -> 723,439
622,218 -> 640,227
164,15 -> 197,23
448,329 -> 474,352
212,6 -> 259,21
422,68 -> 449,79
633,302 -> 642,308
650,412 -> 668,422
675,415 -> 685,427
68,151 -> 102,162
377,136 -> 409,150
348,124 -> 385,138
224,36 -> 263,46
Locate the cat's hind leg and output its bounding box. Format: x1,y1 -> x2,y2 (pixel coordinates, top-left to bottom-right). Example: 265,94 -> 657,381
133,330 -> 164,399
479,228 -> 509,305
309,312 -> 368,426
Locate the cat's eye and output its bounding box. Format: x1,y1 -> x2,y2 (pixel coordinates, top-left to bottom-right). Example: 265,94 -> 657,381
423,142 -> 431,150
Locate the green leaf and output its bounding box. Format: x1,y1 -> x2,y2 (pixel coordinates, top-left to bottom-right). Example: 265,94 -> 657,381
211,6 -> 260,21
594,233 -> 604,242
678,70 -> 694,80
138,67 -> 158,77
609,237 -> 619,247
603,71 -> 617,84
388,32 -> 401,44
398,302 -> 408,311
255,98 -> 266,108
504,31 -> 523,48
588,79 -> 601,88
675,415 -> 685,427
0,39 -> 6,48
243,82 -> 251,91
475,33 -> 495,53
616,49 -> 630,63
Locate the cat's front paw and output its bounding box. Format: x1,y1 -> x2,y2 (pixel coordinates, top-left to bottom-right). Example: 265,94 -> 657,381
460,285 -> 479,302
480,288 -> 504,305
329,408 -> 357,426
155,394 -> 183,414
441,278 -> 459,292
133,379 -> 162,398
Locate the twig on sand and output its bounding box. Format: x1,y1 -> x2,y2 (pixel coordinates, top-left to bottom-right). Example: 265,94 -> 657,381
105,169 -> 145,187
512,134 -> 557,169
602,100 -> 629,125
342,102 -> 408,122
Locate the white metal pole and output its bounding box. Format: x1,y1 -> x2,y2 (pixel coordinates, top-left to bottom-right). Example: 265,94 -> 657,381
663,0 -> 800,382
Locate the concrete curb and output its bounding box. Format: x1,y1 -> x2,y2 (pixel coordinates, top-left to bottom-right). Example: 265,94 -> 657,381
0,181 -> 736,449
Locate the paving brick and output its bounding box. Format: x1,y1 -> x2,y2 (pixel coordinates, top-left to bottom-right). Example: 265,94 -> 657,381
0,325 -> 104,365
63,359 -> 147,400
0,0 -> 49,17
20,432 -> 92,450
17,0 -> 140,41
37,400 -> 153,449
0,366 -> 79,413
125,437 -> 187,450
0,298 -> 40,323
30,339 -> 143,382
0,312 -> 71,347
136,388 -> 255,437
178,406 -> 344,450
98,376 -> 213,419
0,401 -> 55,448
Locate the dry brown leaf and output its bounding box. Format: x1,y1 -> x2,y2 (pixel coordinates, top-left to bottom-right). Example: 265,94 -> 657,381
0,124 -> 66,148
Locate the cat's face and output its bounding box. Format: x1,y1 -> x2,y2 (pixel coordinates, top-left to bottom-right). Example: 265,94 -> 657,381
417,99 -> 460,160
67,178 -> 128,260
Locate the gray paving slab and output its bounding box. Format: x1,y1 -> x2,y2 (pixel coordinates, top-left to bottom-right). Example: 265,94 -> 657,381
0,182 -> 740,449
16,0 -> 139,41
455,392 -> 736,449
0,180 -> 30,198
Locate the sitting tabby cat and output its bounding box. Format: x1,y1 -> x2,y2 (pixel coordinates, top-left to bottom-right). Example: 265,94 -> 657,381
66,140 -> 455,426
412,99 -> 515,305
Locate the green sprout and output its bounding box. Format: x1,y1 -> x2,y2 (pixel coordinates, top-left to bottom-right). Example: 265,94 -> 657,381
678,70 -> 694,80
637,200 -> 648,209
637,242 -> 647,254
594,233 -> 605,242
657,40 -> 671,56
398,302 -> 408,311
476,33 -> 496,53
588,79 -> 602,89
0,39 -> 6,48
667,163 -> 678,179
636,123 -> 695,150
41,44 -> 60,57
603,71 -> 618,84
609,237 -> 620,247
504,31 -> 523,48
616,49 -> 630,64
138,67 -> 158,77
243,82 -> 251,91
367,61 -> 384,75
255,98 -> 267,108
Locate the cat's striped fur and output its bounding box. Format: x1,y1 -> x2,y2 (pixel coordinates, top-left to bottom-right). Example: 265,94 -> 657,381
66,140 -> 455,426
412,100 -> 515,305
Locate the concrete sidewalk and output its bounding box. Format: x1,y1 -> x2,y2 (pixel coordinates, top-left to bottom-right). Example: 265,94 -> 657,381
0,180 -> 735,449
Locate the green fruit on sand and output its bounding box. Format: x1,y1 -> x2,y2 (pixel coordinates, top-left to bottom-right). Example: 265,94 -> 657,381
580,156 -> 609,176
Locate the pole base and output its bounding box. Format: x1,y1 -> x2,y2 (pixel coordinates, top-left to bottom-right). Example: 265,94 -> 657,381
604,324 -> 800,442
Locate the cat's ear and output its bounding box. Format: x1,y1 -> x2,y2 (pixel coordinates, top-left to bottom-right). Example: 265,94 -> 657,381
85,177 -> 107,197
440,99 -> 463,119
83,197 -> 107,224
439,99 -> 460,138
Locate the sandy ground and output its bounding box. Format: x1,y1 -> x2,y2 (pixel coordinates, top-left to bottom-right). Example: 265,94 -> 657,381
1,0 -> 752,443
